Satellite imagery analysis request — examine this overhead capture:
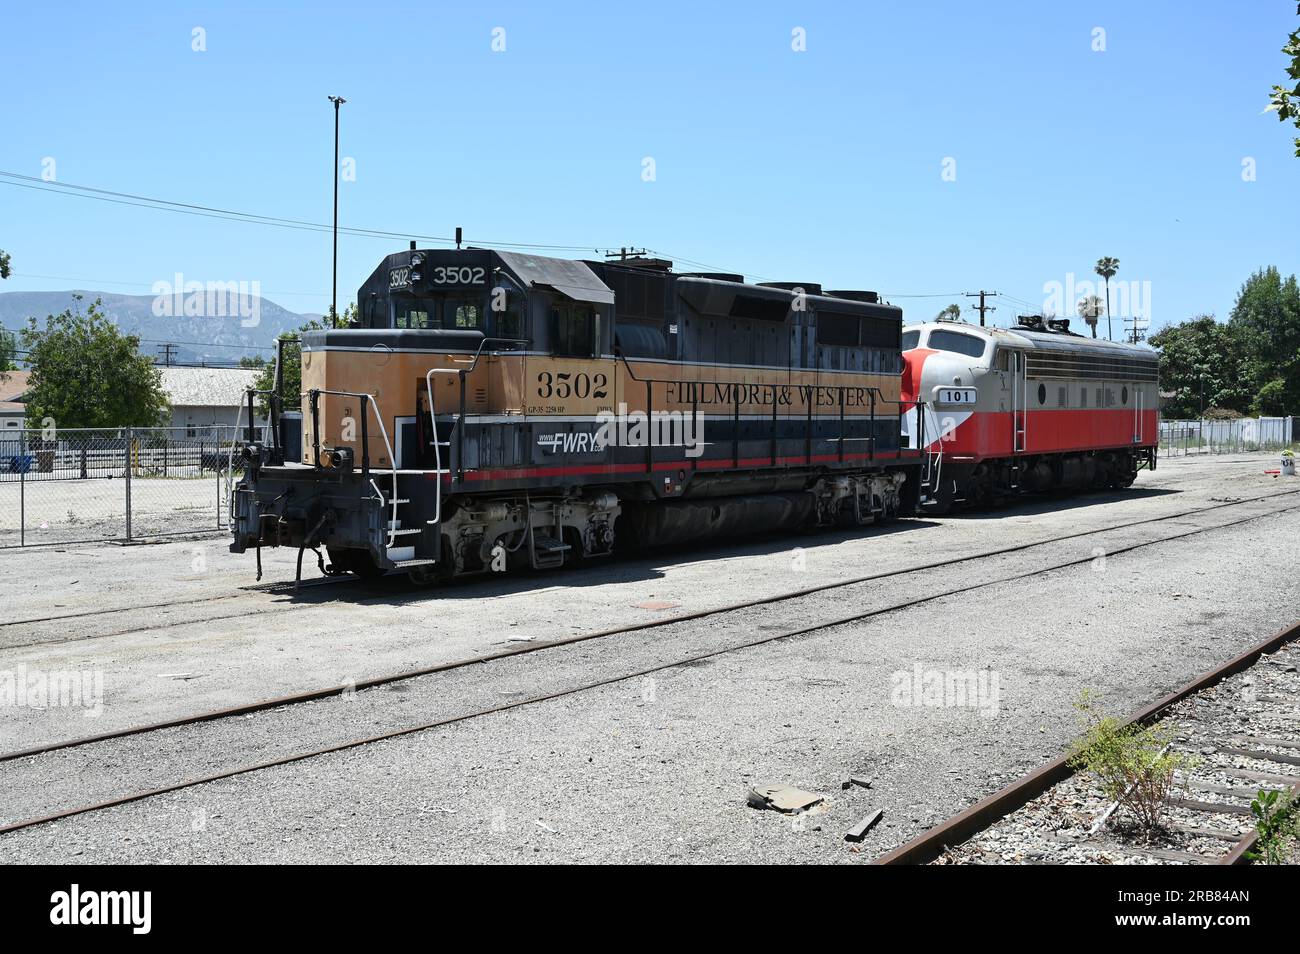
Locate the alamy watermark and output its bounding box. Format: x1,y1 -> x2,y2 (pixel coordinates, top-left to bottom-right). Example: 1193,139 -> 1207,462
1042,272 -> 1151,324
534,403 -> 705,457
891,665 -> 1000,717
1,664 -> 103,717
595,403 -> 704,457
151,272 -> 261,327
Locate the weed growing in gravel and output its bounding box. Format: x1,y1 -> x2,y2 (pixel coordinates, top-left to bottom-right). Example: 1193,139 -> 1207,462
1067,690 -> 1196,834
1246,789 -> 1298,864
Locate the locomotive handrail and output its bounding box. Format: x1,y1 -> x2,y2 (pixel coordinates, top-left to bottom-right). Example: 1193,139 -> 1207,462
613,349 -> 892,402
230,387 -> 286,522
613,349 -> 920,468
424,367 -> 452,523
440,336 -> 531,375
424,336 -> 531,502
308,388 -> 400,551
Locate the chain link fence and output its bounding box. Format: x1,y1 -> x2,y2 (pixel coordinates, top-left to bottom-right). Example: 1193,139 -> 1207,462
1158,416 -> 1294,457
0,426 -> 242,548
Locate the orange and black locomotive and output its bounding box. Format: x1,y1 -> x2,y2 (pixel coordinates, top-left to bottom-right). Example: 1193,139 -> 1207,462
230,247 -> 930,582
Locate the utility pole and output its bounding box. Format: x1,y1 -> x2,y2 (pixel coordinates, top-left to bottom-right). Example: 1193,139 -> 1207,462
156,343 -> 177,367
328,95 -> 347,329
1124,315 -> 1148,345
964,290 -> 998,327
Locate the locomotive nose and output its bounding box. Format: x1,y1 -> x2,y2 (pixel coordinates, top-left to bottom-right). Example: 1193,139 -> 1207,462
901,348 -> 931,403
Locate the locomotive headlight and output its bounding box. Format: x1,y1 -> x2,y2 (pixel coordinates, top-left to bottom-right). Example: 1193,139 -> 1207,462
410,271 -> 421,283
320,447 -> 354,470
410,252 -> 425,266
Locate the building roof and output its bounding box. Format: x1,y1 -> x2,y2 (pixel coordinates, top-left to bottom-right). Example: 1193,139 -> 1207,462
0,370 -> 31,403
159,367 -> 260,408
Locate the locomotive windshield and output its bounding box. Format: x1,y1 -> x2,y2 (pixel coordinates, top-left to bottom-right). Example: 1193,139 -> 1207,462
901,330 -> 921,350
927,329 -> 986,359
392,293 -> 485,330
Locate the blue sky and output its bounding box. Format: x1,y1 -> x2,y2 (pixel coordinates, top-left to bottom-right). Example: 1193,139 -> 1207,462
1,1 -> 1297,340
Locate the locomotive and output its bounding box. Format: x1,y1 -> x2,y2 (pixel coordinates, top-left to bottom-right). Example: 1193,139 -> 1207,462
900,315 -> 1159,512
229,247 -> 932,582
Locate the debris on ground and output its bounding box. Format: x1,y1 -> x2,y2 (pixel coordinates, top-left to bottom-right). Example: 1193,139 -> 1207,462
845,809 -> 885,842
747,783 -> 824,813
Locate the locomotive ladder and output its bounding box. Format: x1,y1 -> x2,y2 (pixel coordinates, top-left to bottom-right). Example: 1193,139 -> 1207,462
306,388 -> 444,570
1009,349 -> 1028,488
1133,385 -> 1144,444
415,337 -> 529,569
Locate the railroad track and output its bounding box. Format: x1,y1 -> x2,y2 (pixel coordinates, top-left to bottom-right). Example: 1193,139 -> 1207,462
875,622 -> 1300,866
4,487 -> 1299,765
1,489 -> 1298,839
0,574 -> 354,631
3,487 -> 1298,655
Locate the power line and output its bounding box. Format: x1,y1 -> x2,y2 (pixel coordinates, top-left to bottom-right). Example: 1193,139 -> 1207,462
3,170 -> 1046,306
0,171 -> 603,253
1,171 -> 773,286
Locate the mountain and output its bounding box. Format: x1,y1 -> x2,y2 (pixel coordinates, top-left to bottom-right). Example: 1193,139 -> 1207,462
0,290 -> 321,366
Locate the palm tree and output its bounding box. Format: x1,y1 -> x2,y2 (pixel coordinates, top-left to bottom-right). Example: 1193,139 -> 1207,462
1094,257 -> 1120,341
1076,294 -> 1104,338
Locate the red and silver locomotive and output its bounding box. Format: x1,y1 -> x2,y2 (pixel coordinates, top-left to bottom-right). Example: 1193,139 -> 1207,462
901,316 -> 1159,512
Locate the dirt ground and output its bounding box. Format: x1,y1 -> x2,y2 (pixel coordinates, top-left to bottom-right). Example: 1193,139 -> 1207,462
1,453 -> 1297,863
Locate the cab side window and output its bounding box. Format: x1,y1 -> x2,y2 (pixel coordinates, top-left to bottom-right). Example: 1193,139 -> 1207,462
552,304 -> 598,358
494,289 -> 525,342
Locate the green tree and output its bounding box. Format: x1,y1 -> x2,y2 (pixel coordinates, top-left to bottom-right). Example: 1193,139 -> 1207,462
20,296 -> 169,428
250,308 -> 351,416
0,327 -> 17,372
1149,316 -> 1253,419
1228,266 -> 1300,415
935,303 -> 962,321
1266,4 -> 1300,156
1077,294 -> 1103,339
1094,256 -> 1120,341
0,249 -> 11,280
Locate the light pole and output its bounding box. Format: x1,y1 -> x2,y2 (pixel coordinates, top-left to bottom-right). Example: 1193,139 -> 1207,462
328,95 -> 347,329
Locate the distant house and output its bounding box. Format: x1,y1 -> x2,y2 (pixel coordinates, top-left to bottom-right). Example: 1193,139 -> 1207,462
0,370 -> 31,431
159,367 -> 265,435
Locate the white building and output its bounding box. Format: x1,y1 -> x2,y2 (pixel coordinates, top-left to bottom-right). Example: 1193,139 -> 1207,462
0,370 -> 31,431
159,367 -> 263,436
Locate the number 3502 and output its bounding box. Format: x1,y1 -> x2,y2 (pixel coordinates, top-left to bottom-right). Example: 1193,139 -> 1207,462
537,371 -> 608,400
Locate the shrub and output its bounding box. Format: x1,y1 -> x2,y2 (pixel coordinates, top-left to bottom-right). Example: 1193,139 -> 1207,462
1067,690 -> 1195,833
1246,789 -> 1298,864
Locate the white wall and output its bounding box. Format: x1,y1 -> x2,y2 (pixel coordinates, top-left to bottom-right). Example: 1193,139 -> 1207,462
168,405 -> 265,435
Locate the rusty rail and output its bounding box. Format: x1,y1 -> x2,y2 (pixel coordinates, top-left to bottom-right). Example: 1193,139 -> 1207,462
874,618 -> 1300,865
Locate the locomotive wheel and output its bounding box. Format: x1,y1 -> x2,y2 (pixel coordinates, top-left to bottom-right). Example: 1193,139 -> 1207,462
875,497 -> 900,524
